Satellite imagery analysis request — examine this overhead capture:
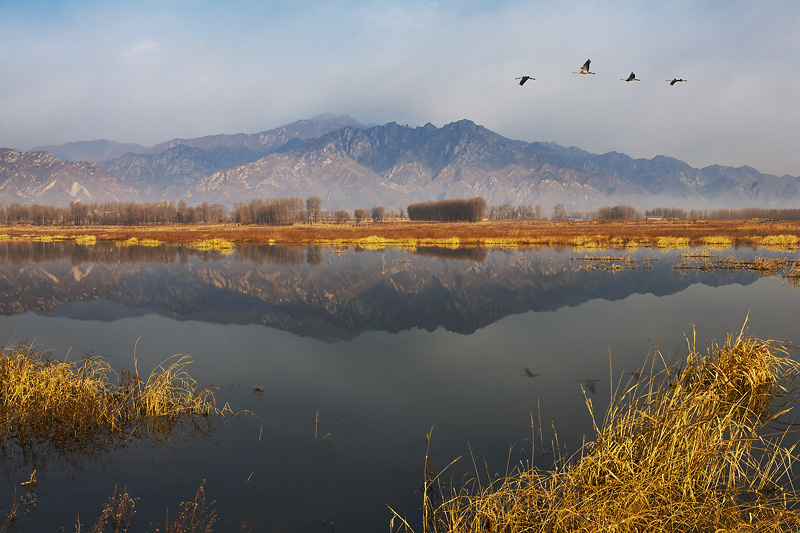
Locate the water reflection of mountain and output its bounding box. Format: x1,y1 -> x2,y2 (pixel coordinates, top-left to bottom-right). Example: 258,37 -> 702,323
0,242 -> 761,341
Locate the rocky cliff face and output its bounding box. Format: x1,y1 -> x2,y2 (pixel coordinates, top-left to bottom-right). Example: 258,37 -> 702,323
6,114 -> 800,210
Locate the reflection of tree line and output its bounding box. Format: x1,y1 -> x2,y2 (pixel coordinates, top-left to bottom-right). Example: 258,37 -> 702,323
411,246 -> 488,262
1,242 -> 492,267
0,242 -> 190,265
233,245 -> 306,265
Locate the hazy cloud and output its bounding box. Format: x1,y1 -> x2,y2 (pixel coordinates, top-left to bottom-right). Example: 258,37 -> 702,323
122,38 -> 160,62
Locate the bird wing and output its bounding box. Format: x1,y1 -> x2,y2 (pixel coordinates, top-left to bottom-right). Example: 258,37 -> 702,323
583,59 -> 591,71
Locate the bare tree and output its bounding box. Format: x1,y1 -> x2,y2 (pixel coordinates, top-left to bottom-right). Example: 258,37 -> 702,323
334,210 -> 351,224
371,206 -> 386,222
552,204 -> 568,221
354,209 -> 368,225
306,196 -> 322,224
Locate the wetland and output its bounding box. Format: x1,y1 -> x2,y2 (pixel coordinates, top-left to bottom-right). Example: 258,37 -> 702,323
0,234 -> 799,531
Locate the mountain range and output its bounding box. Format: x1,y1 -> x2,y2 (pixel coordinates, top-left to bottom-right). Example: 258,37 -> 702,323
1,113 -> 797,211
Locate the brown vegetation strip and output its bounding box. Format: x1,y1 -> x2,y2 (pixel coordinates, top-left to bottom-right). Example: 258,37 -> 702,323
2,219 -> 800,249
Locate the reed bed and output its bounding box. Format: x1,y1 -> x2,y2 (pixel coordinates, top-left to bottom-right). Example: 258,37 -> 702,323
572,254 -> 648,271
788,259 -> 800,280
758,235 -> 800,250
0,344 -> 217,455
2,220 -> 799,249
674,253 -> 791,277
398,325 -> 800,532
190,238 -> 234,254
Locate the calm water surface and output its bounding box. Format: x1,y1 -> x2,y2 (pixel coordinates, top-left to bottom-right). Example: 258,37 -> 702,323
0,242 -> 798,531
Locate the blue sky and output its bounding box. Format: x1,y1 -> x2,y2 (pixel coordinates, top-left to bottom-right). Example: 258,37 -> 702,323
1,0 -> 798,176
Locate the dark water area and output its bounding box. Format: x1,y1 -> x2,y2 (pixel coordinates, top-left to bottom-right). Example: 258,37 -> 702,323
0,242 -> 798,531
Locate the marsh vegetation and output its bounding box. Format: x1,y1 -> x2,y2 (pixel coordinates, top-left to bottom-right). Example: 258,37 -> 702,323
2,219 -> 800,251
396,325 -> 800,532
0,343 -> 218,457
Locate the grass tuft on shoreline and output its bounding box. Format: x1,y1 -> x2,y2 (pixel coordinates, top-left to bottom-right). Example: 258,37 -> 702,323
402,325 -> 800,532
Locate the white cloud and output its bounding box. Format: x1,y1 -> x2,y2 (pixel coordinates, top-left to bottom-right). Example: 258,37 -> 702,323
122,39 -> 160,62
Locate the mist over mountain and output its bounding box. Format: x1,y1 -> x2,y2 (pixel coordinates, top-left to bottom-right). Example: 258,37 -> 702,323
6,114 -> 799,211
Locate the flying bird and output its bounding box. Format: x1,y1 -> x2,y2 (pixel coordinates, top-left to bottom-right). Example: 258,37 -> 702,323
667,78 -> 687,85
515,76 -> 535,85
621,72 -> 640,82
573,59 -> 595,75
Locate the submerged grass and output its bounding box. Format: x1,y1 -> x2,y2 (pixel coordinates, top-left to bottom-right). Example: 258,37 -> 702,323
0,343 -> 217,455
674,252 -> 792,277
397,324 -> 800,532
75,482 -> 217,533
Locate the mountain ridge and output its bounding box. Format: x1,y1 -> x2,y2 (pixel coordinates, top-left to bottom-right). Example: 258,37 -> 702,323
5,114 -> 799,211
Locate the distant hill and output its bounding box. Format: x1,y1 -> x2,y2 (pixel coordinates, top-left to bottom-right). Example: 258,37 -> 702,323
30,139 -> 153,163
5,114 -> 800,210
0,148 -> 139,206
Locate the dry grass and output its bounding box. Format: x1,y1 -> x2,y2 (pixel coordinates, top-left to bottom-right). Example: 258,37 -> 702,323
758,235 -> 800,250
674,253 -> 791,277
115,237 -> 163,247
1,220 -> 799,250
72,482 -> 216,533
788,259 -> 800,280
190,238 -> 234,254
573,254 -> 648,271
0,343 -> 217,455
396,324 -> 800,532
75,235 -> 97,245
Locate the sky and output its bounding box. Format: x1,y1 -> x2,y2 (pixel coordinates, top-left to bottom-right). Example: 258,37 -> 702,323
1,0 -> 798,177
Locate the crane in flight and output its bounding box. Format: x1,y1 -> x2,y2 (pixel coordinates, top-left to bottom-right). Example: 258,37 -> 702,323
667,78 -> 687,85
573,59 -> 595,74
515,76 -> 535,85
621,72 -> 640,82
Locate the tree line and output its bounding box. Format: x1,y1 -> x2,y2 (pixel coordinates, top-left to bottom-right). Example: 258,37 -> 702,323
0,200 -> 228,226
407,198 -> 487,222
2,198 -> 799,226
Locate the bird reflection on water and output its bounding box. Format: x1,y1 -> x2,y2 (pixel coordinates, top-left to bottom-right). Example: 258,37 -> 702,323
579,379 -> 599,394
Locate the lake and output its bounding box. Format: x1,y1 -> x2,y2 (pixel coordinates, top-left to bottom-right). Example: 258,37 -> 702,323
1,241 -> 798,531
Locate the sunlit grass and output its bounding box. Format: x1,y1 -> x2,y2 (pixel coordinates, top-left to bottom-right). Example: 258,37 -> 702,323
701,235 -> 733,248
192,238 -> 234,254
0,343 -> 217,455
116,237 -> 163,247
74,235 -> 97,245
655,236 -> 690,249
758,234 -> 800,250
396,324 -> 800,532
